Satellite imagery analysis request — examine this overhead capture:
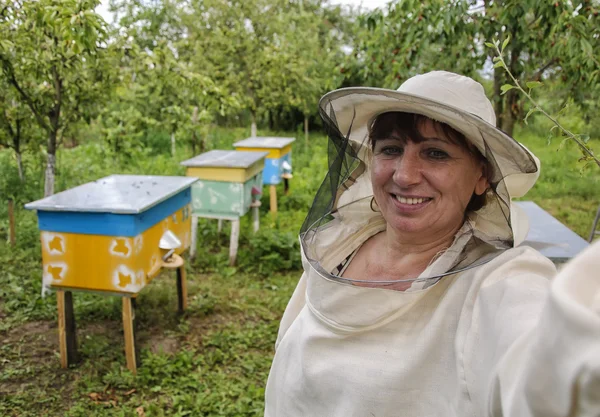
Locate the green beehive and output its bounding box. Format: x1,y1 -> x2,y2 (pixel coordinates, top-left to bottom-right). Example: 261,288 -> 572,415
180,150 -> 269,265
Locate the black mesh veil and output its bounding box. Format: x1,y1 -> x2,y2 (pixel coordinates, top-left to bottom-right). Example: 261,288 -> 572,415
300,105 -> 361,234
300,88 -> 539,288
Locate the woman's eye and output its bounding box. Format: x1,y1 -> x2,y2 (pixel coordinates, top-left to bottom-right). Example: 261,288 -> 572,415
380,146 -> 403,156
427,149 -> 449,159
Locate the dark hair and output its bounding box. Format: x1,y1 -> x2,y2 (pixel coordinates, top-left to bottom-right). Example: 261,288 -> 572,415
368,112 -> 490,212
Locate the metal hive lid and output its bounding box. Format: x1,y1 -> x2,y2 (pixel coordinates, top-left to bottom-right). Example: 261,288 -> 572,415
233,136 -> 296,149
25,175 -> 197,214
180,150 -> 269,168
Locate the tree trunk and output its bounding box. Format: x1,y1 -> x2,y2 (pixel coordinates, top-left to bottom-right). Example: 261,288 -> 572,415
191,106 -> 199,155
492,66 -> 504,128
191,138 -> 196,155
268,110 -> 274,131
501,43 -> 522,137
45,65 -> 61,197
171,131 -> 176,156
502,112 -> 517,137
15,150 -> 25,183
44,151 -> 56,197
501,89 -> 519,136
304,115 -> 309,143
200,126 -> 207,154
11,119 -> 25,183
251,111 -> 257,137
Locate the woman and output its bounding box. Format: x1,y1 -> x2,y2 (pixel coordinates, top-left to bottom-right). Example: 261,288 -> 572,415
264,71 -> 600,416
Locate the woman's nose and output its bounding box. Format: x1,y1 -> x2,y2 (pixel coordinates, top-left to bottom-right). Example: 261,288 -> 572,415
392,149 -> 423,186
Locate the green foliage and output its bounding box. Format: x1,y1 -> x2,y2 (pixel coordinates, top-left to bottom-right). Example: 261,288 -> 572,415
0,246 -> 297,416
347,0 -> 482,88
347,0 -> 600,137
237,229 -> 302,275
0,0 -> 114,195
516,129 -> 600,238
488,37 -> 600,168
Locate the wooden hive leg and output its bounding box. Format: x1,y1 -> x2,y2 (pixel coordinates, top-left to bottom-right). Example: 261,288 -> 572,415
229,219 -> 240,266
190,215 -> 198,259
269,185 -> 277,214
218,219 -> 223,233
122,296 -> 138,374
57,290 -> 79,368
283,178 -> 290,195
176,264 -> 188,313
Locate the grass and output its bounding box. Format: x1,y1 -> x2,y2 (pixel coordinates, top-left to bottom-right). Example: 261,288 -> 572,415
0,269 -> 298,416
0,127 -> 320,416
515,128 -> 600,238
0,125 -> 599,416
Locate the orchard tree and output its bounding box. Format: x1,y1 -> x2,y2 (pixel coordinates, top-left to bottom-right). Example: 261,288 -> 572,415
0,81 -> 40,183
480,0 -> 600,135
343,0 -> 481,88
346,0 -> 600,136
278,3 -> 345,142
108,0 -> 235,155
185,0 -> 311,136
0,0 -> 110,196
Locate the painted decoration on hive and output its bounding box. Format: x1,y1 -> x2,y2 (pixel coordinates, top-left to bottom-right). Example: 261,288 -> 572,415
190,174 -> 262,218
38,204 -> 192,294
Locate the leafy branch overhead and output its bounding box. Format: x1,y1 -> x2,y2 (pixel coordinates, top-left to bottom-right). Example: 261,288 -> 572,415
488,37 -> 600,169
349,0 -> 600,140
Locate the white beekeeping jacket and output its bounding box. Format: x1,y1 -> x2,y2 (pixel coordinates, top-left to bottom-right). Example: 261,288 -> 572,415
266,81 -> 600,416
265,233 -> 600,416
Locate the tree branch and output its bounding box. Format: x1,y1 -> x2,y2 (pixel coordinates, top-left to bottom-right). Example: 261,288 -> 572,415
1,109 -> 16,140
14,117 -> 21,152
51,64 -> 62,133
491,42 -> 600,168
0,111 -> 13,149
0,3 -> 10,18
0,55 -> 50,132
532,58 -> 557,81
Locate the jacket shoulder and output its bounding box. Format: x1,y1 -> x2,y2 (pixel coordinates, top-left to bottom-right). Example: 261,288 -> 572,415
469,245 -> 557,290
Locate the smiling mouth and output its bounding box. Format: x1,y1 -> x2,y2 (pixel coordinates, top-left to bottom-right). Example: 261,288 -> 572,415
393,195 -> 433,205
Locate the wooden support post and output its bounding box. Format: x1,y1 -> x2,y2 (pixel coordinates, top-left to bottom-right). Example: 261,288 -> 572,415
229,219 -> 240,266
269,185 -> 277,214
8,199 -> 15,246
190,215 -> 198,258
176,264 -> 188,313
122,296 -> 138,374
252,206 -> 260,233
57,291 -> 67,369
57,290 -> 78,368
283,178 -> 290,195
131,298 -> 141,367
217,219 -> 223,233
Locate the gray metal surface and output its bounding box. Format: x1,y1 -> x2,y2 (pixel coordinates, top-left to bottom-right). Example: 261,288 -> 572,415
25,175 -> 197,214
180,150 -> 268,168
517,201 -> 589,264
233,136 -> 296,149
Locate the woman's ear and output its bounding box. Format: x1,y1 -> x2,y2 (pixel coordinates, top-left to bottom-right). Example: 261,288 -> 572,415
474,176 -> 489,196
474,163 -> 489,196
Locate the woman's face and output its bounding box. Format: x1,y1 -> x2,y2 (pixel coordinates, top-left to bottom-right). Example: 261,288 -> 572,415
371,118 -> 488,240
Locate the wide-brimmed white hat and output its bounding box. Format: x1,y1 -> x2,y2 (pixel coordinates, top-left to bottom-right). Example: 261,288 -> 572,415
318,71 -> 539,198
